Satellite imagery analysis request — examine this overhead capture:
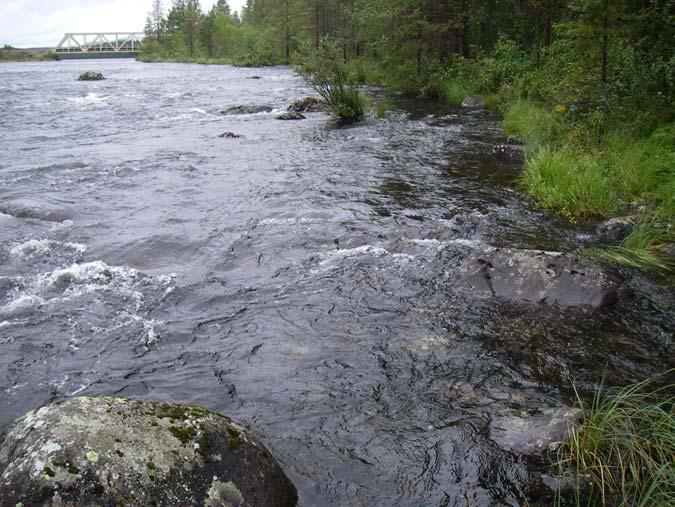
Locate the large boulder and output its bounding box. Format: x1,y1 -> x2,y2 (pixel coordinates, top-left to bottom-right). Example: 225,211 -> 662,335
77,71 -> 104,81
288,97 -> 326,113
457,248 -> 623,310
220,105 -> 273,115
0,397 -> 297,507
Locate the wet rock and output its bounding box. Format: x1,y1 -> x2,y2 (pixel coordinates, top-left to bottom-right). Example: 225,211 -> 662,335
0,397 -> 298,507
77,71 -> 104,81
219,132 -> 242,139
247,76 -> 262,79
506,135 -> 525,146
288,97 -> 326,113
490,407 -> 581,457
220,105 -> 273,115
492,143 -> 525,164
662,243 -> 675,257
457,248 -> 623,309
596,216 -> 639,243
276,111 -> 306,121
461,96 -> 485,108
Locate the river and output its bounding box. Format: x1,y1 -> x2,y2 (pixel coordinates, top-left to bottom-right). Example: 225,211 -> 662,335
0,60 -> 672,505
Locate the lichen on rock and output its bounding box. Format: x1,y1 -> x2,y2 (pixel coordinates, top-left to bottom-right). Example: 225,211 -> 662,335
0,397 -> 297,506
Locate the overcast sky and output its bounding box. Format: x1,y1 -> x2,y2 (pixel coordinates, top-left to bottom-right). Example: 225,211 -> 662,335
1,0 -> 247,48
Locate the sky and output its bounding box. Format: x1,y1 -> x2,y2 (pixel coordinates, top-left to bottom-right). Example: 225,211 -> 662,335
1,0 -> 247,48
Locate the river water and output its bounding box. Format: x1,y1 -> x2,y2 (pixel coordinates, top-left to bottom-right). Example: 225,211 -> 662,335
0,60 -> 672,505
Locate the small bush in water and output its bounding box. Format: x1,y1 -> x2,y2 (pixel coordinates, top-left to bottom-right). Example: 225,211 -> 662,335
301,39 -> 365,122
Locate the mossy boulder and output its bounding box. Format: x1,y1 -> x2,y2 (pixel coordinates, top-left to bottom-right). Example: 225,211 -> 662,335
287,97 -> 326,113
0,397 -> 297,506
77,71 -> 104,81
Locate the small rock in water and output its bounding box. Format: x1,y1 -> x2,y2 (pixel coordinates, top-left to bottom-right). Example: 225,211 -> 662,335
506,135 -> 525,145
276,111 -> 306,121
492,143 -> 525,164
221,105 -> 273,115
247,76 -> 262,79
490,407 -> 581,457
0,397 -> 298,507
596,216 -> 640,244
461,96 -> 485,108
77,71 -> 104,81
219,132 -> 242,139
288,97 -> 326,113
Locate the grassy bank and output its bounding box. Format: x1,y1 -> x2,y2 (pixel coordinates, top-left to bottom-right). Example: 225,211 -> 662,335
556,372 -> 674,506
0,50 -> 59,62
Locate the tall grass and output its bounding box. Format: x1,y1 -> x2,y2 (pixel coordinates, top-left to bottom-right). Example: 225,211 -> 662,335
589,225 -> 674,276
557,372 -> 674,506
519,148 -> 615,219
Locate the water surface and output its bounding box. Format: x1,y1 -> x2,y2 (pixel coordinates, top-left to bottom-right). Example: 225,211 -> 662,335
0,60 -> 672,505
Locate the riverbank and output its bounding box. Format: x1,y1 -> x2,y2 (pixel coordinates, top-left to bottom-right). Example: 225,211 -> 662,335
0,49 -> 58,62
336,47 -> 674,280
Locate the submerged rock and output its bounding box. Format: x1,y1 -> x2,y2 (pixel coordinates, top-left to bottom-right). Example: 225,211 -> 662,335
220,105 -> 273,115
288,97 -> 326,113
596,216 -> 639,243
219,132 -> 242,139
490,407 -> 581,457
457,248 -> 622,309
276,111 -> 306,121
77,71 -> 104,81
461,96 -> 485,108
0,397 -> 298,507
492,143 -> 525,164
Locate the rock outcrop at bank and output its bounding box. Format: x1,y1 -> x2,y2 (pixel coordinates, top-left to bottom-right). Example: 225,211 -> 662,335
0,397 -> 298,507
457,248 -> 623,310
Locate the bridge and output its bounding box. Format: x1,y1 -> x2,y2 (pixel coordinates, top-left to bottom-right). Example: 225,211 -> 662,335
54,32 -> 144,59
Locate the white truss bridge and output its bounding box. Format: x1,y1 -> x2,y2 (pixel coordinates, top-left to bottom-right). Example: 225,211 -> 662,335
55,32 -> 144,54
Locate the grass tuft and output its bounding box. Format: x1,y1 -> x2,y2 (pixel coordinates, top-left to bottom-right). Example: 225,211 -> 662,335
519,147 -> 615,219
556,371 -> 675,506
588,224 -> 674,276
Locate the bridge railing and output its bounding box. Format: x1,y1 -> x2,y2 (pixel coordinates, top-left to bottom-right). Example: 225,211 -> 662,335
55,33 -> 144,53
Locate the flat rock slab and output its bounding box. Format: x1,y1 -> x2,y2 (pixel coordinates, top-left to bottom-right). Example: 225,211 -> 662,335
220,105 -> 273,115
457,248 -> 622,309
276,112 -> 306,121
0,397 -> 297,507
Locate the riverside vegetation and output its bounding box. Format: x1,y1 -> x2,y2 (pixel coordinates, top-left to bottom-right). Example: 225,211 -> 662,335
138,1 -> 673,504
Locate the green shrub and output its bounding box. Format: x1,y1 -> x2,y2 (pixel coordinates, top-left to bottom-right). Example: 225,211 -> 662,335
302,39 -> 366,121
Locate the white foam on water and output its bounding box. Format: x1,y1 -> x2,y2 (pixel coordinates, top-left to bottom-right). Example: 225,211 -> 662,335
0,260 -> 174,346
67,92 -> 108,107
0,294 -> 46,317
9,239 -> 87,259
258,217 -> 315,227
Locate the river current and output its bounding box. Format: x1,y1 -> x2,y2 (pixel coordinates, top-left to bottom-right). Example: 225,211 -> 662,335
0,60 -> 672,505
